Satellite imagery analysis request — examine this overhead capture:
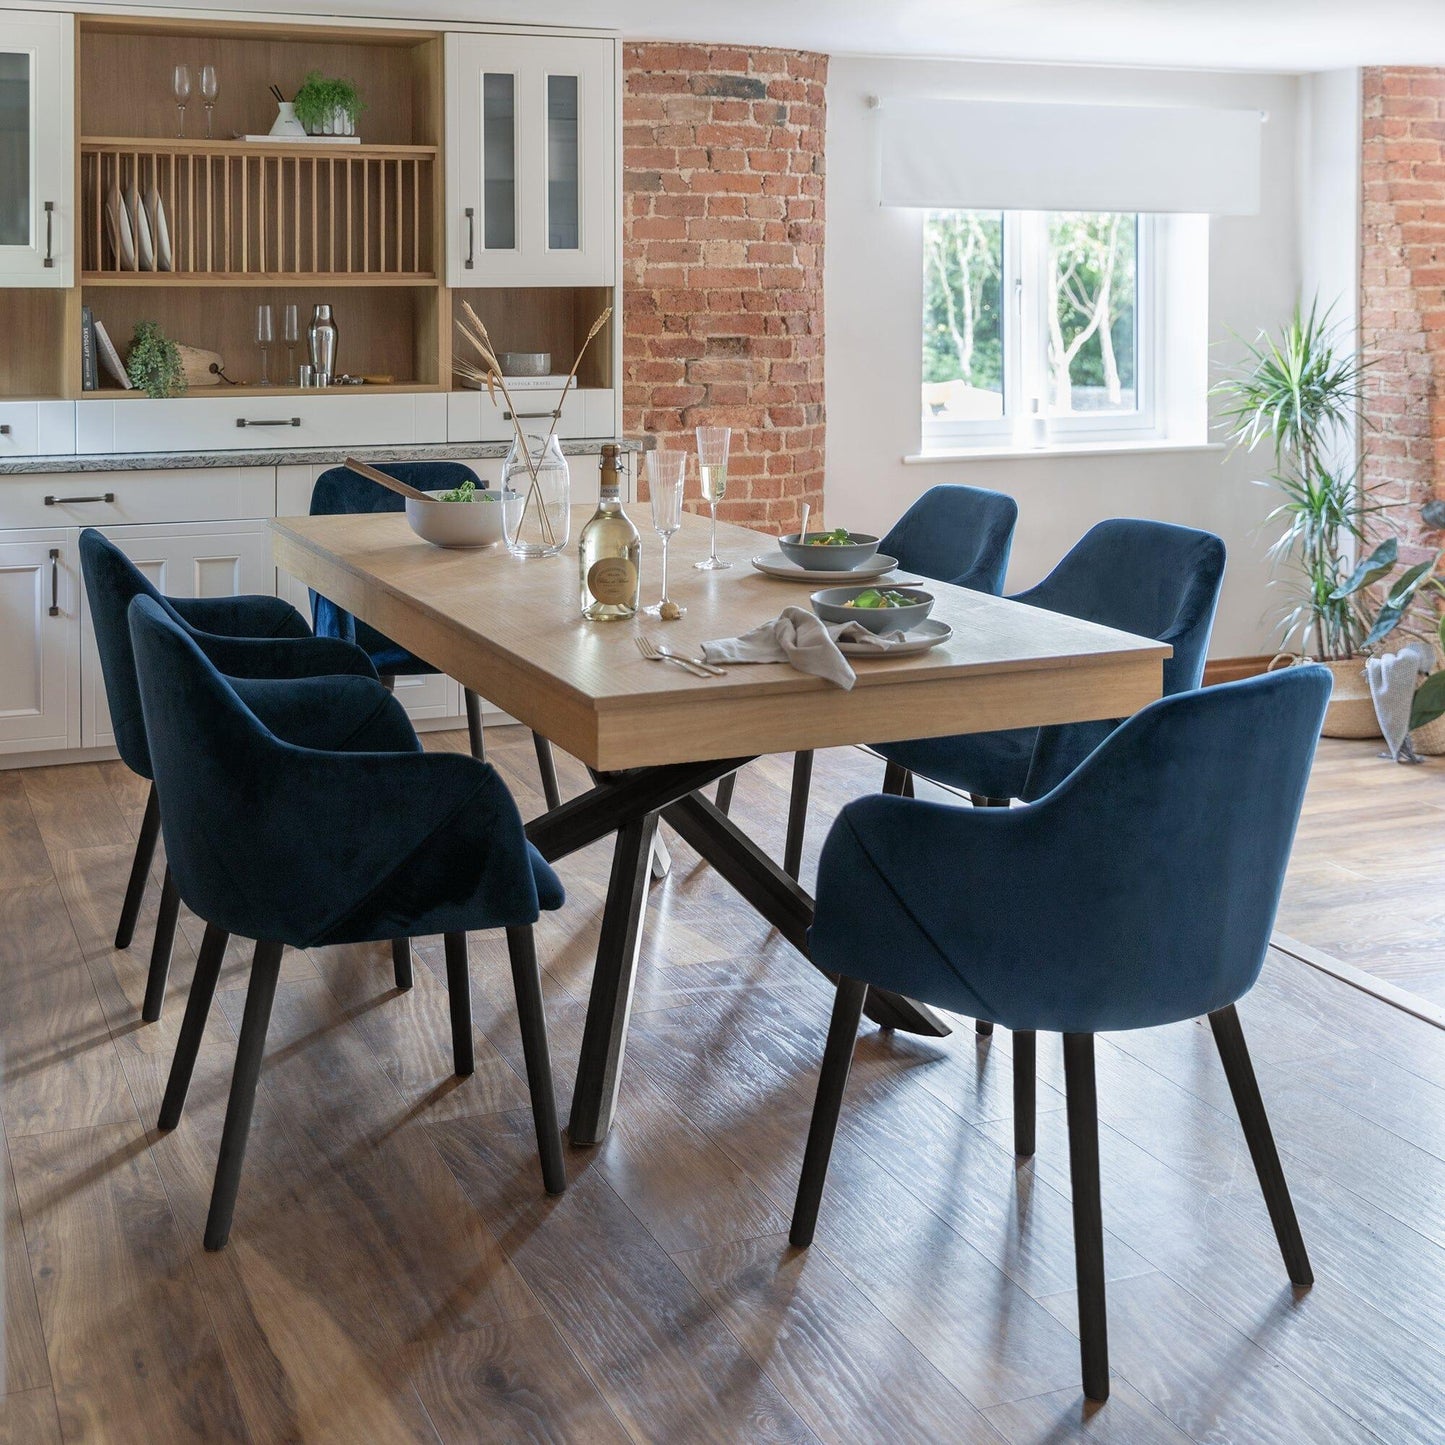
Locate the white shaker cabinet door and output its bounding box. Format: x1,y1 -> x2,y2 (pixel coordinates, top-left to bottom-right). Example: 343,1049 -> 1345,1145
446,33 -> 615,287
0,529 -> 80,754
79,520 -> 277,750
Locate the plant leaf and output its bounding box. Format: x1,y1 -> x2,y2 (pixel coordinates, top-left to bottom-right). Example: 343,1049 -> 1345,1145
1410,670 -> 1445,730
1329,538 -> 1398,599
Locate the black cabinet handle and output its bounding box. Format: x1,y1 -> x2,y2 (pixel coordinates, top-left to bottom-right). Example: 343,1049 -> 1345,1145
464,207 -> 475,269
45,492 -> 115,505
503,409 -> 560,422
235,417 -> 301,428
0,425 -> 10,436
43,201 -> 54,268
48,549 -> 59,617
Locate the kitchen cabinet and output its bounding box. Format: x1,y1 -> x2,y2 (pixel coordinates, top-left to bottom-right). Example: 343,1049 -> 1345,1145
446,34 -> 615,287
0,12 -> 74,286
0,528 -> 80,754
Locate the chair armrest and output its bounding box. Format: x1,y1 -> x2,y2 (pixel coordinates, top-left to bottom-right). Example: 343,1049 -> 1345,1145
229,674 -> 419,755
191,631 -> 379,683
168,593 -> 312,640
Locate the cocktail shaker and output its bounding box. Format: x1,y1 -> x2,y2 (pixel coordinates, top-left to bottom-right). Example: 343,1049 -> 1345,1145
307,304 -> 338,386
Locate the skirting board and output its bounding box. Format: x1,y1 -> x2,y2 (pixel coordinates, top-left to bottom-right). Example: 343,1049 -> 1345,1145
1203,655 -> 1273,686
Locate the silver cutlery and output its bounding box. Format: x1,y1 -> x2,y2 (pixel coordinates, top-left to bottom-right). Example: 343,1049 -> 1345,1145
638,635 -> 726,675
635,634 -> 720,678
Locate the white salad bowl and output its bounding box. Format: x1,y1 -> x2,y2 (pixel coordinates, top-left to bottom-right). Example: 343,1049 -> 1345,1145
405,490 -> 509,548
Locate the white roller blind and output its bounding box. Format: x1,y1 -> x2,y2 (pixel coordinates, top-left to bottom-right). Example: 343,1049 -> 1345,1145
879,97 -> 1261,215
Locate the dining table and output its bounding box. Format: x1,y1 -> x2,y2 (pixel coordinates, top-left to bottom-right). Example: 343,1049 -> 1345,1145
272,504 -> 1171,1145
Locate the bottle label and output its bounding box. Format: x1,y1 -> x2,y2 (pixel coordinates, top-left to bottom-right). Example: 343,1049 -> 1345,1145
587,557 -> 637,605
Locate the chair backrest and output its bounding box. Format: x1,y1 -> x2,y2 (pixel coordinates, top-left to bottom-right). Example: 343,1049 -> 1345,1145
1014,518 -> 1225,696
879,484 -> 1019,593
78,527 -> 185,777
308,462 -> 482,652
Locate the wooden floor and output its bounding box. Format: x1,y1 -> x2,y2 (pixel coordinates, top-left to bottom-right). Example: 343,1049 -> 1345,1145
2,729 -> 1443,1444
1279,737 -> 1445,1006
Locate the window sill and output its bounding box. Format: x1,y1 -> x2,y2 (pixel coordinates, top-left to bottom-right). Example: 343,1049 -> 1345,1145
904,439 -> 1224,464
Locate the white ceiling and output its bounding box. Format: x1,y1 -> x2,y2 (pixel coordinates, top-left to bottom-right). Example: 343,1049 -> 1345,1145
80,0 -> 1445,72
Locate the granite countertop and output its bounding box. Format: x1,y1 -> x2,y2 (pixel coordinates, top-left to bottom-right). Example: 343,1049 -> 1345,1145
0,437 -> 650,476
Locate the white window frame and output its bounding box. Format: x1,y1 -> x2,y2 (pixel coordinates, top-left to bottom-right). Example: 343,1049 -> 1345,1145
922,211 -> 1164,453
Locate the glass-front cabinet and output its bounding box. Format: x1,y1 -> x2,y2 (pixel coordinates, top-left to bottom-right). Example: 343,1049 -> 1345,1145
446,34 -> 613,287
0,11 -> 73,286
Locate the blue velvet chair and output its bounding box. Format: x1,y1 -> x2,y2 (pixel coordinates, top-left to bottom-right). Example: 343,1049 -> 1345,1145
776,484 -> 1020,873
129,595 -> 567,1250
790,666 -> 1330,1404
309,462 -> 563,809
79,527 -> 379,1023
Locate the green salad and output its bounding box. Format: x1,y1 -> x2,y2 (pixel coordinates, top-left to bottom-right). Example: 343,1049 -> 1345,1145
436,480 -> 495,504
844,588 -> 921,610
804,527 -> 857,546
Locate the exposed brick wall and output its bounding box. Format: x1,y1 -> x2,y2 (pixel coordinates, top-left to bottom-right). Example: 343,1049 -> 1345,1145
1361,67 -> 1445,560
622,43 -> 826,534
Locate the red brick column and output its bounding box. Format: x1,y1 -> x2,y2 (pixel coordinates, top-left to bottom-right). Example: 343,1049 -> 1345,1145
622,43 -> 826,535
1361,67 -> 1445,558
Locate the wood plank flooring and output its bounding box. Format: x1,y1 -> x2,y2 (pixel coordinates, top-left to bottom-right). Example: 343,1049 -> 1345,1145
0,730 -> 1441,1443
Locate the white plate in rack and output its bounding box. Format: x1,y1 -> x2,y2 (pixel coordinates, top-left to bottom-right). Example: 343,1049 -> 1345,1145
751,552 -> 901,584
838,619 -> 954,657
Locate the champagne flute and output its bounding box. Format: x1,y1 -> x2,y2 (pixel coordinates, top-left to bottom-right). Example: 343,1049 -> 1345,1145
282,304 -> 300,383
173,65 -> 191,139
643,450 -> 687,618
693,425 -> 732,571
255,304 -> 274,387
199,65 -> 219,140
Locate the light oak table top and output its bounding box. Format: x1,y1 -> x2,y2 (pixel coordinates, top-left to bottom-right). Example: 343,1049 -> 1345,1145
272,507 -> 1171,771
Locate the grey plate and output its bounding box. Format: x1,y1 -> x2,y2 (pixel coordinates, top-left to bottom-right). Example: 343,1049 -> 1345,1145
751,553 -> 900,583
837,618 -> 954,656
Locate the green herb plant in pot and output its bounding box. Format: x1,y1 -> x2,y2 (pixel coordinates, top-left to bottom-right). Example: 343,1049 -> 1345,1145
292,71 -> 364,137
125,320 -> 187,399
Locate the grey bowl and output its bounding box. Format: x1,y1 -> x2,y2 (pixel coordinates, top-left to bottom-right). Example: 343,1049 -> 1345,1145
811,585 -> 935,635
777,531 -> 881,572
498,351 -> 552,377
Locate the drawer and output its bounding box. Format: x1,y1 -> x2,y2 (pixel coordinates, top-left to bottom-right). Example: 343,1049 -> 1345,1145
0,402 -> 74,457
77,393 -> 437,455
449,387 -> 607,444
0,467 -> 275,531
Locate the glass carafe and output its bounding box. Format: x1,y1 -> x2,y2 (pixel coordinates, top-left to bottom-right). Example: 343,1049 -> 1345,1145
501,433 -> 570,558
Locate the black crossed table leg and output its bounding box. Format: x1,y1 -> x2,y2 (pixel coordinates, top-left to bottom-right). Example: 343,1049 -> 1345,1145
525,756 -> 952,1145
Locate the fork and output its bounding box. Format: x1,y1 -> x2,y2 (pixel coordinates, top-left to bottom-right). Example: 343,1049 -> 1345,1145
635,634 -> 716,679
638,635 -> 727,675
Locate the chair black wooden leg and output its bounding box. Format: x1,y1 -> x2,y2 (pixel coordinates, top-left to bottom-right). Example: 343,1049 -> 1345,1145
115,782 -> 160,950
782,751 -> 813,879
790,975 -> 869,1248
715,771 -> 737,816
142,866 -> 181,1023
881,760 -> 911,796
976,1020 -> 994,1037
1209,1004 -> 1313,1288
464,689 -> 486,762
533,733 -> 562,812
157,922 -> 229,1130
442,932 -> 475,1077
506,925 -> 566,1195
391,937 -> 413,991
1014,1030 -> 1037,1157
1063,1032 -> 1109,1402
204,939 -> 284,1251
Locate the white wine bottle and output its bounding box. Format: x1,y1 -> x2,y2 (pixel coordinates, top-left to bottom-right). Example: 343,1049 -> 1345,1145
579,444 -> 642,621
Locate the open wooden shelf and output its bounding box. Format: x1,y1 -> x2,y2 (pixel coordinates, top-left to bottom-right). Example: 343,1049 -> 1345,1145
83,273 -> 437,287
95,381 -> 441,398
82,138 -> 437,158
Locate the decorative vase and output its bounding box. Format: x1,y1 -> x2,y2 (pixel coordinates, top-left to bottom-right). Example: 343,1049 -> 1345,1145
268,102 -> 306,139
501,433 -> 570,558
306,106 -> 356,137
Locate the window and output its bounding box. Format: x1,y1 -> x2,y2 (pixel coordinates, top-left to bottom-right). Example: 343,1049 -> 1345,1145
922,210 -> 1157,451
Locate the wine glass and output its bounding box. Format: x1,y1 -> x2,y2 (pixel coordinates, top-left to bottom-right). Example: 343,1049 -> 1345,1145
643,450 -> 687,618
173,65 -> 191,138
693,425 -> 732,571
255,304 -> 274,387
199,65 -> 219,140
282,304 -> 300,383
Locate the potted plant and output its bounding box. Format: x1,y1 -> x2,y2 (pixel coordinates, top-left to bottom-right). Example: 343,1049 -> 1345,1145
292,71 -> 364,137
1213,299 -> 1391,736
125,320 -> 187,399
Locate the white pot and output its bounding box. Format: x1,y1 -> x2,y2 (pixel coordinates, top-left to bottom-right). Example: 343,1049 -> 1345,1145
307,106 -> 355,138
269,102 -> 307,139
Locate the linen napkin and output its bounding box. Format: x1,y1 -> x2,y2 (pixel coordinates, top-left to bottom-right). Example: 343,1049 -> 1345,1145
701,605 -> 914,691
1366,640 -> 1435,763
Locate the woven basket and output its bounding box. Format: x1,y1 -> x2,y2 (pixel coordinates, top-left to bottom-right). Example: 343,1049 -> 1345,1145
1411,643 -> 1445,755
1269,654 -> 1381,739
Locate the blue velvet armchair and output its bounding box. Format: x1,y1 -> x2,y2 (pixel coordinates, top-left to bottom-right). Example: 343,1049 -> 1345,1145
777,484 -> 1020,874
309,462 -> 563,809
129,594 -> 567,1249
791,666 -> 1332,1403
79,527 -> 377,1022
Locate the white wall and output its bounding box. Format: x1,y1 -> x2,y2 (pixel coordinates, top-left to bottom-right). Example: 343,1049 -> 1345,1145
824,55 -> 1308,657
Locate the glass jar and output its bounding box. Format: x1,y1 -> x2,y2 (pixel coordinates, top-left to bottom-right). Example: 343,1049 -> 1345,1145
501,433 -> 570,558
